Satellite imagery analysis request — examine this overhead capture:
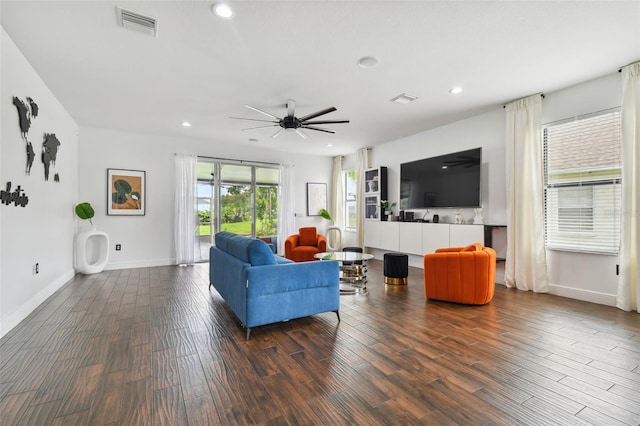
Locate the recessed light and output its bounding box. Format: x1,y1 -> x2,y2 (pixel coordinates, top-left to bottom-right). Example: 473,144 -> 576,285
327,144 -> 333,147
248,138 -> 259,142
212,3 -> 234,19
181,121 -> 192,127
357,56 -> 379,68
390,93 -> 418,104
449,87 -> 463,94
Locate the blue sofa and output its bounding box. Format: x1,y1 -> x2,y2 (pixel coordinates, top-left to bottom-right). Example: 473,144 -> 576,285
209,232 -> 340,339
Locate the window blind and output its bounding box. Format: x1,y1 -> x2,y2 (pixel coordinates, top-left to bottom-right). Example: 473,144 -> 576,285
543,109 -> 622,254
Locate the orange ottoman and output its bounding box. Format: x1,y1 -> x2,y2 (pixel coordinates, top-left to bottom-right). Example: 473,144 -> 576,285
423,243 -> 496,305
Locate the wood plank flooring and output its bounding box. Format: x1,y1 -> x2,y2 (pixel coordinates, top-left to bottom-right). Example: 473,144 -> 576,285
1,260 -> 639,425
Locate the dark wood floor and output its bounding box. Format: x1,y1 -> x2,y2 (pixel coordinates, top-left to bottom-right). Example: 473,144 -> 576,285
1,260 -> 639,425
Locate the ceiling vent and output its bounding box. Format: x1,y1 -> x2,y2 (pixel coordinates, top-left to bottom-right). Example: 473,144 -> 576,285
116,7 -> 158,37
390,93 -> 418,105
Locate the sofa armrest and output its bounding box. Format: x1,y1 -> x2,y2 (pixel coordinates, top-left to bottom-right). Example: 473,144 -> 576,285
246,260 -> 339,297
317,234 -> 327,252
284,234 -> 299,258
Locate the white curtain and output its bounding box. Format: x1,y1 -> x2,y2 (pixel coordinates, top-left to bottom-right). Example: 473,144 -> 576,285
505,94 -> 549,292
356,148 -> 370,247
617,62 -> 640,313
277,164 -> 295,255
174,153 -> 201,265
330,156 -> 344,227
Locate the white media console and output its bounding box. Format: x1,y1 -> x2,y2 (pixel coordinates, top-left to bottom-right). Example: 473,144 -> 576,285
364,221 -> 506,260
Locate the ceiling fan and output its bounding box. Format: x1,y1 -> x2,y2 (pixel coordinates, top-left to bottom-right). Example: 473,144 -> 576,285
230,99 -> 349,139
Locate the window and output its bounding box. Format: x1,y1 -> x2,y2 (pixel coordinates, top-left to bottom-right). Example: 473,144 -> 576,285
197,160 -> 279,260
544,109 -> 622,254
344,170 -> 357,230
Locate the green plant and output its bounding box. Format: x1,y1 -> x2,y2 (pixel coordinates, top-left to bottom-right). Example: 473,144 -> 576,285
75,202 -> 95,225
319,208 -> 332,221
380,200 -> 397,211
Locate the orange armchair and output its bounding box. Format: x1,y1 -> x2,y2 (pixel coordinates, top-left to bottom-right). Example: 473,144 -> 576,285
423,243 -> 496,305
284,227 -> 327,262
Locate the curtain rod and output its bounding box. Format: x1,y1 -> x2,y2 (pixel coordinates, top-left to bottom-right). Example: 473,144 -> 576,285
191,154 -> 280,167
502,93 -> 545,109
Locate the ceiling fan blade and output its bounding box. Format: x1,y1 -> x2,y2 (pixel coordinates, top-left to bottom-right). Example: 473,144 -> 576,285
301,125 -> 336,134
244,104 -> 280,120
286,99 -> 295,119
298,107 -> 337,122
271,128 -> 284,139
242,124 -> 279,131
229,117 -> 277,123
302,119 -> 350,125
295,129 -> 308,139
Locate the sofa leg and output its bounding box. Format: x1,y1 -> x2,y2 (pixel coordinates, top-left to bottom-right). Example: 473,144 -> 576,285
335,310 -> 340,322
246,327 -> 251,340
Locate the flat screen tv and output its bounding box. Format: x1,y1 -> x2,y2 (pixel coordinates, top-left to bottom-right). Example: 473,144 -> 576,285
400,147 -> 481,209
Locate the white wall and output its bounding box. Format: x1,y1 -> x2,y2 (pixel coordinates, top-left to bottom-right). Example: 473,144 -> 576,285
370,107 -> 507,226
1,27 -> 78,336
360,72 -> 624,306
352,108 -> 506,280
542,72 -> 622,305
77,126 -> 334,269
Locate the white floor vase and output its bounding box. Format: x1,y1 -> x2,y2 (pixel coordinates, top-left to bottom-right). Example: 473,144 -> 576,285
75,228 -> 109,274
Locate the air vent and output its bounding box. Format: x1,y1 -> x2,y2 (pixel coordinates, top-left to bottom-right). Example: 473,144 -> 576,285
390,93 -> 418,105
116,7 -> 158,37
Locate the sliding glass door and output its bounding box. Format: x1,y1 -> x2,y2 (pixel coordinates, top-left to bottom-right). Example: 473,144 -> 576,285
197,159 -> 279,259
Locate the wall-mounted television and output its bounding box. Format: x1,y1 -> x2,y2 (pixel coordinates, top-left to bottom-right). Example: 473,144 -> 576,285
400,147 -> 481,209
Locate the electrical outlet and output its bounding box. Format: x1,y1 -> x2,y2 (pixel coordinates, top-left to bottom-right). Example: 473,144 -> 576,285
36,263 -> 39,274
115,244 -> 121,251
33,263 -> 39,274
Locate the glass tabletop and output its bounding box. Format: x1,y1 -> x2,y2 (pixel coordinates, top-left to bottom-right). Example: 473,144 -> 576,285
314,251 -> 374,262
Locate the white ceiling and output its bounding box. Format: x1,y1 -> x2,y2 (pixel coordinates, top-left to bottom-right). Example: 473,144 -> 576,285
2,1 -> 639,156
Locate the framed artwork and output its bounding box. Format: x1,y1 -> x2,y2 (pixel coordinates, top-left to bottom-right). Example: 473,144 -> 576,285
107,168 -> 146,216
306,182 -> 326,216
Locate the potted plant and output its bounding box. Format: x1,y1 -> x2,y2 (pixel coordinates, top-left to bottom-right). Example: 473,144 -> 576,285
380,200 -> 397,218
74,202 -> 110,274
319,208 -> 333,224
75,202 -> 95,228
319,208 -> 341,251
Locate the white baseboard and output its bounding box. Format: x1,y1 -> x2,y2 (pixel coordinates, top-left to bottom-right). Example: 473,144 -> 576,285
104,258 -> 176,271
548,284 -> 617,307
0,269 -> 76,338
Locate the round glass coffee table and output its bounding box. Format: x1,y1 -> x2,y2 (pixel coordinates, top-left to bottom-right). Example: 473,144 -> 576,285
314,251 -> 374,294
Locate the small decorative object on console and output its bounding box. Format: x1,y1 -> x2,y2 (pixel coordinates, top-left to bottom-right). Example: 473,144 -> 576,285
454,209 -> 465,224
473,208 -> 484,224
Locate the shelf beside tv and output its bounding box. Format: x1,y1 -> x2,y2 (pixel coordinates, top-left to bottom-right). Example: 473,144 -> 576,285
484,224 -> 507,262
364,166 -> 388,221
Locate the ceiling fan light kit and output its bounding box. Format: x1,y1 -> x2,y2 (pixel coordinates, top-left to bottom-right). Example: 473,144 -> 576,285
231,99 -> 350,139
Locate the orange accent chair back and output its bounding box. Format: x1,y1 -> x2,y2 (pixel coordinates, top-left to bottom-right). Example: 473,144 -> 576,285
284,227 -> 328,262
423,243 -> 496,305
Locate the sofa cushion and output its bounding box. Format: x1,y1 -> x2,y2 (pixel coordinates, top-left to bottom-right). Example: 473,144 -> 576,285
298,227 -> 317,246
215,232 -> 276,266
